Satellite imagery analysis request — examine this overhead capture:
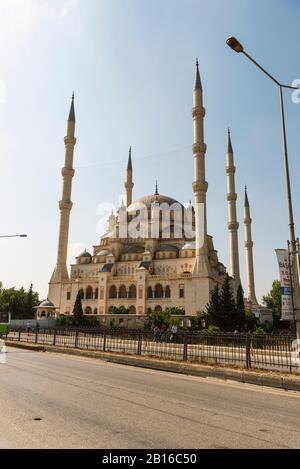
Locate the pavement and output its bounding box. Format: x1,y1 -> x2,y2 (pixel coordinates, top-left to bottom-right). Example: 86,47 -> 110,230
0,347 -> 300,449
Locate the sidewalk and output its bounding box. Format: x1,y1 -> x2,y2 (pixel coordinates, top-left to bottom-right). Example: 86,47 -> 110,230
5,339 -> 300,392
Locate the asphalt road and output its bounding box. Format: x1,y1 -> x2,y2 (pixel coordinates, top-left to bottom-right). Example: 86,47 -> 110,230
0,348 -> 299,449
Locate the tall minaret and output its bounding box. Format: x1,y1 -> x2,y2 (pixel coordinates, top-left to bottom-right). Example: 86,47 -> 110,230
50,94 -> 77,283
192,59 -> 209,275
244,186 -> 258,305
125,146 -> 134,207
226,129 -> 240,284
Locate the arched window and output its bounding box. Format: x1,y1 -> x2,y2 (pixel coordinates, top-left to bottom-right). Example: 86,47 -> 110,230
85,307 -> 92,315
41,311 -> 46,317
79,289 -> 84,300
147,286 -> 153,299
154,305 -> 162,312
108,305 -> 115,313
129,305 -> 136,315
154,284 -> 163,298
119,285 -> 127,299
128,284 -> 137,299
165,285 -> 171,298
86,286 -> 93,300
95,288 -> 99,299
94,308 -> 98,315
109,285 -> 117,299
147,308 -> 152,315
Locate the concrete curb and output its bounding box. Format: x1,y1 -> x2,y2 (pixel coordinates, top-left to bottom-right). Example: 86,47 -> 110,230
5,340 -> 300,392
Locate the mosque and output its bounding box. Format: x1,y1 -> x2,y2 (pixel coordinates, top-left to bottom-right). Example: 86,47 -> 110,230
37,62 -> 258,323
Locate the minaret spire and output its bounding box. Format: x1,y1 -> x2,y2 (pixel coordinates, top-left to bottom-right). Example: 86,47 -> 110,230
68,92 -> 75,122
125,146 -> 134,206
50,94 -> 77,283
194,58 -> 202,91
244,186 -> 258,305
192,59 -> 209,276
155,180 -> 159,196
226,129 -> 240,284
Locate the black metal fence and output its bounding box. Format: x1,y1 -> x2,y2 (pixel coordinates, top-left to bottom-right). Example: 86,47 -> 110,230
5,327 -> 300,373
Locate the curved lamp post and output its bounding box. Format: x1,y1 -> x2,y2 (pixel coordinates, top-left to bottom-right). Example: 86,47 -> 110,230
0,234 -> 27,238
226,36 -> 300,338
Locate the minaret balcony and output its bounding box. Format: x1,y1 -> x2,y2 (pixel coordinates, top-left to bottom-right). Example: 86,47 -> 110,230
192,106 -> 205,118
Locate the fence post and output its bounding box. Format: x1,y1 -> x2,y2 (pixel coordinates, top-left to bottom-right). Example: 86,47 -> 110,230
18,330 -> 21,342
246,333 -> 251,369
183,334 -> 188,361
103,332 -> 106,352
75,330 -> 78,348
53,329 -> 57,346
137,333 -> 142,356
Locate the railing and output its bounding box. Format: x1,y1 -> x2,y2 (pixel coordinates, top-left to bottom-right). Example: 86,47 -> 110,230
5,327 -> 300,374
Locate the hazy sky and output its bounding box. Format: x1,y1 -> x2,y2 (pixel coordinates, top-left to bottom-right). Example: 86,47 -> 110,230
0,0 -> 299,302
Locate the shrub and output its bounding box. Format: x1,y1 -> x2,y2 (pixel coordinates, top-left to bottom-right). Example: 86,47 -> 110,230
0,325 -> 9,336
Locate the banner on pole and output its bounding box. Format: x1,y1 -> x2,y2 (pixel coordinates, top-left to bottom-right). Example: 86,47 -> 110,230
275,249 -> 294,321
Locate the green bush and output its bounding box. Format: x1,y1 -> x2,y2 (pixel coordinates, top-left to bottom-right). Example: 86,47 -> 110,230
0,324 -> 9,336
111,306 -> 129,315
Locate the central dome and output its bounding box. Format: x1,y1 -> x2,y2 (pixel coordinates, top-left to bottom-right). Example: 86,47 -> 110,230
128,194 -> 183,213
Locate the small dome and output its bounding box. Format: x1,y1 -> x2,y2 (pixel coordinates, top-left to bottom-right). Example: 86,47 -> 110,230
39,299 -> 55,308
96,249 -> 110,256
182,242 -> 196,250
76,249 -> 92,258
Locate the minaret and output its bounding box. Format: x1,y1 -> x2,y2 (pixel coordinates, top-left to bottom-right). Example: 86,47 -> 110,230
50,94 -> 77,283
125,146 -> 134,207
192,59 -> 209,275
226,129 -> 240,284
244,186 -> 258,305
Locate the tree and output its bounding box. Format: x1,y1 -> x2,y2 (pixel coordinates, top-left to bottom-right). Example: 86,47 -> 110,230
0,284 -> 39,319
245,309 -> 257,332
165,307 -> 185,316
24,284 -> 38,319
206,284 -> 221,326
72,291 -> 83,325
262,280 -> 284,329
219,274 -> 236,331
234,284 -> 246,331
147,310 -> 172,330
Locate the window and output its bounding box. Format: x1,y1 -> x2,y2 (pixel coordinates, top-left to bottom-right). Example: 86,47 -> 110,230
86,286 -> 93,300
67,292 -> 71,300
165,286 -> 171,298
154,284 -> 163,298
109,285 -> 117,299
95,288 -> 99,299
128,284 -> 137,299
119,285 -> 127,299
179,284 -> 185,298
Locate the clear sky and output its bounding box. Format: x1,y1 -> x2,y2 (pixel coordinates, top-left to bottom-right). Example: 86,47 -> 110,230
0,0 -> 299,302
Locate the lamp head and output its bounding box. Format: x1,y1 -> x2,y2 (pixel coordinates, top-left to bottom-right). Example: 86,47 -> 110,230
226,36 -> 244,53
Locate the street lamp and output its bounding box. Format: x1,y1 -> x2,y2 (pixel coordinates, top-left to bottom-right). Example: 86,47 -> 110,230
0,234 -> 27,238
226,36 -> 300,338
